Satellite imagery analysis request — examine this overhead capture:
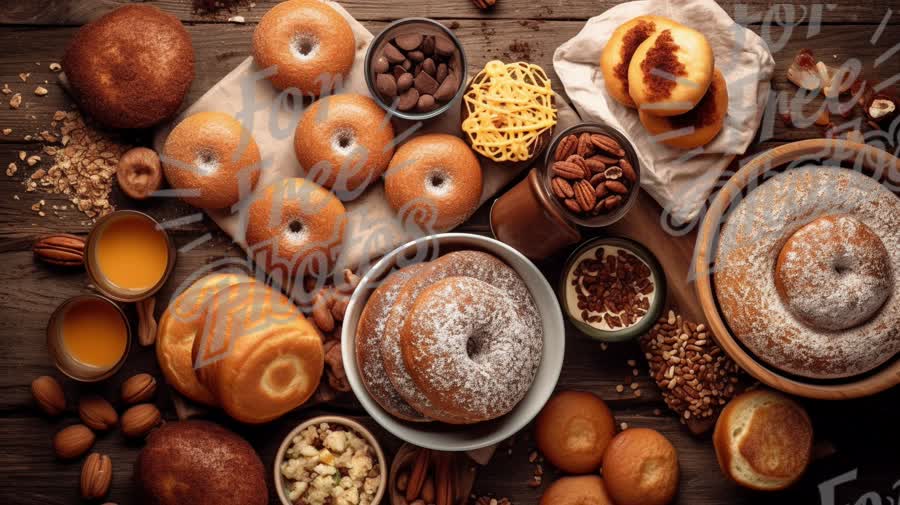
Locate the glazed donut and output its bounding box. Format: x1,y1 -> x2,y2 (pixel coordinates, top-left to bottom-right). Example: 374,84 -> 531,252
401,276 -> 539,423
294,94 -> 395,196
715,167 -> 900,378
639,69 -> 728,149
163,111 -> 262,209
381,250 -> 542,424
252,0 -> 355,95
627,24 -> 714,116
384,133 -> 482,232
356,263 -> 431,422
775,215 -> 892,331
600,16 -> 682,108
157,273 -> 253,406
246,177 -> 346,279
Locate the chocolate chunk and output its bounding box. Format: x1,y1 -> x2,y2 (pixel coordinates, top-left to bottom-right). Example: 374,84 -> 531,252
395,33 -> 423,51
383,43 -> 406,64
376,73 -> 398,99
436,63 -> 448,83
374,56 -> 390,74
434,36 -> 455,57
397,88 -> 419,111
421,35 -> 435,55
408,50 -> 425,63
392,65 -> 406,79
401,59 -> 412,71
417,94 -> 437,112
397,72 -> 414,92
422,58 -> 436,77
434,73 -> 458,101
414,71 -> 439,95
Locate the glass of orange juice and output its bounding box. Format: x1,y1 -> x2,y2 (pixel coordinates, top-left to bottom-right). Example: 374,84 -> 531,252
47,294 -> 131,381
85,210 -> 175,301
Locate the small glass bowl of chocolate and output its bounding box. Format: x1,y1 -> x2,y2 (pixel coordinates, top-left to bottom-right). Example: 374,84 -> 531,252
542,123 -> 641,227
558,237 -> 666,342
365,18 -> 467,121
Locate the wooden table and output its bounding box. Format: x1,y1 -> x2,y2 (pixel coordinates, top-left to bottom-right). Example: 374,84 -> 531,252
2,2 -> 899,504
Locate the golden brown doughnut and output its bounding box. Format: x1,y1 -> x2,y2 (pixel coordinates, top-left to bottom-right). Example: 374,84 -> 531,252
602,428 -> 680,505
600,16 -> 682,108
384,134 -> 482,232
246,177 -> 347,279
540,475 -> 615,505
163,111 -> 262,210
62,5 -> 194,129
293,94 -> 395,195
638,69 -> 728,149
535,390 -> 616,473
252,0 -> 356,95
628,24 -> 714,116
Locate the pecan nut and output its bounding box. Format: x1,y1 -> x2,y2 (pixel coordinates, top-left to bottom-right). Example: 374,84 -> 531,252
620,158 -> 637,183
590,133 -> 625,157
566,154 -> 589,178
585,158 -> 606,173
603,195 -> 624,210
550,177 -> 574,199
81,452 -> 112,500
574,180 -> 596,212
33,234 -> 85,267
406,448 -> 431,502
605,180 -> 629,195
554,134 -> 578,161
471,0 -> 497,9
577,132 -> 594,157
563,198 -> 581,213
551,161 -> 585,180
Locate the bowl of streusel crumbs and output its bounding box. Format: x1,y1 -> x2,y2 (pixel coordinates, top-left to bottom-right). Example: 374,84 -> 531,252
274,416 -> 387,505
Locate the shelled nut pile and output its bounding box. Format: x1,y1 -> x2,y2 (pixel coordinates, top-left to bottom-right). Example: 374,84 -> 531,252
549,131 -> 636,216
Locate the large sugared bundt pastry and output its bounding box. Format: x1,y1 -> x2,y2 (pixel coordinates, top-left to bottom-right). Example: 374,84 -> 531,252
246,177 -> 347,280
294,94 -> 395,196
62,5 -> 194,129
715,167 -> 900,379
253,0 -> 356,95
162,111 -> 262,209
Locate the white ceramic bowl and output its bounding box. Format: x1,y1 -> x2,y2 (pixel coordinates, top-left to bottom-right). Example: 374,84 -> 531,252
341,233 -> 565,451
274,415 -> 387,505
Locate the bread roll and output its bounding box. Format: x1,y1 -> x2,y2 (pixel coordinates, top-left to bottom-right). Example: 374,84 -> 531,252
602,428 -> 679,505
713,389 -> 813,491
540,475 -> 614,505
535,391 -> 616,473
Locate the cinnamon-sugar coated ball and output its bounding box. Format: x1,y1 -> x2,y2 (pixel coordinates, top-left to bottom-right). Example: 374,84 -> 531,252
535,390 -> 616,474
602,428 -> 680,505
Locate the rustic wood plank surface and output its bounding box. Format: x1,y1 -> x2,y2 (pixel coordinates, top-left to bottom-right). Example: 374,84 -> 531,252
1,1 -> 899,505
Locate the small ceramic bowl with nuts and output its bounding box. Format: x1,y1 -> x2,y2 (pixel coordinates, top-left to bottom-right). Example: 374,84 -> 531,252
274,415 -> 387,505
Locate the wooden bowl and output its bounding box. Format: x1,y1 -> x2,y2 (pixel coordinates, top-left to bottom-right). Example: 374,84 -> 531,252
694,139 -> 900,400
387,443 -> 478,505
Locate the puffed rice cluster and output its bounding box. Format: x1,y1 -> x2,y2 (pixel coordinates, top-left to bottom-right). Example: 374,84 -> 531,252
281,422 -> 381,505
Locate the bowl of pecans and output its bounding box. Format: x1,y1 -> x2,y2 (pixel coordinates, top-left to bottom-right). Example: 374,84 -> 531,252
542,123 -> 641,227
559,237 -> 666,342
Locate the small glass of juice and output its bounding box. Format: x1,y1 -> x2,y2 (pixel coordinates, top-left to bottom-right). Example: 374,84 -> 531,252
85,210 -> 175,301
47,294 -> 131,382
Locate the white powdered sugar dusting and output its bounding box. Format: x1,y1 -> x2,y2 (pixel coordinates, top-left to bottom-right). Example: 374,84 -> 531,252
715,167 -> 900,379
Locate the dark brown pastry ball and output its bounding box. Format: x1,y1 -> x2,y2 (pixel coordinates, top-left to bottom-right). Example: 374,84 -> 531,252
62,5 -> 194,129
135,420 -> 267,505
535,390 -> 616,473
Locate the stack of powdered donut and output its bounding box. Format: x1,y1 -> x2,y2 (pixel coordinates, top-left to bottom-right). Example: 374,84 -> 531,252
600,15 -> 729,149
355,250 -> 544,424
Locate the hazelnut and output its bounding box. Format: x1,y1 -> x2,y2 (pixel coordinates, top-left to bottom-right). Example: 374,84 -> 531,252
31,375 -> 65,416
78,395 -> 118,431
53,424 -> 95,460
116,147 -> 162,200
867,95 -> 897,123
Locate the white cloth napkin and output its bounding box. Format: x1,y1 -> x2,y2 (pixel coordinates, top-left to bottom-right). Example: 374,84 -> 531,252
552,0 -> 774,224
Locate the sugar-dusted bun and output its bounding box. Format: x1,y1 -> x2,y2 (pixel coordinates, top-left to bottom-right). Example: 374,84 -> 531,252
385,133 -> 482,232
157,273 -> 254,405
294,94 -> 395,196
62,5 -> 194,129
535,391 -> 616,474
627,24 -> 714,116
602,428 -> 680,505
540,475 -> 615,505
713,390 -> 813,491
639,68 -> 728,149
246,177 -> 346,279
192,282 -> 324,424
252,0 -> 355,94
163,112 -> 261,209
600,16 -> 682,108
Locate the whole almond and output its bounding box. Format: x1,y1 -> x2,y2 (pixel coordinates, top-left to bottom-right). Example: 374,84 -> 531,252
121,373 -> 156,405
33,234 -> 85,267
81,452 -> 112,500
120,403 -> 161,438
31,375 -> 66,416
53,424 -> 95,460
79,396 -> 118,431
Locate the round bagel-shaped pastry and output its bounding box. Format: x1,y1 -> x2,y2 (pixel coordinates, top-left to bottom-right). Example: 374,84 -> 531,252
192,282 -> 324,424
600,16 -> 682,108
252,0 -> 355,95
157,273 -> 254,406
356,263 -> 431,422
628,24 -> 714,116
246,177 -> 346,279
294,94 -> 395,195
384,133 -> 482,233
163,111 -> 262,209
639,68 -> 728,149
